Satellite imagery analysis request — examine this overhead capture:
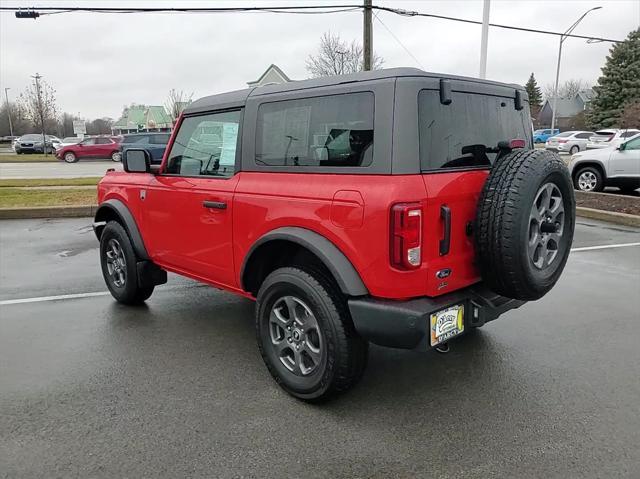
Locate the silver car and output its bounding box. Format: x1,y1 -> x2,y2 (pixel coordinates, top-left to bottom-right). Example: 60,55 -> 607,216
545,130 -> 593,155
587,129 -> 640,150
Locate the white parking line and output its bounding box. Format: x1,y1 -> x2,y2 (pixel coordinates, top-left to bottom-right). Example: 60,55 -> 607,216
1,242 -> 638,306
0,291 -> 110,306
571,242 -> 640,252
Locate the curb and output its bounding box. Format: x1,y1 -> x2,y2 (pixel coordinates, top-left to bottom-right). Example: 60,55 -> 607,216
0,205 -> 96,219
576,207 -> 640,227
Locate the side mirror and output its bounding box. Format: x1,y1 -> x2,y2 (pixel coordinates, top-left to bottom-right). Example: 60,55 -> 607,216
123,148 -> 151,173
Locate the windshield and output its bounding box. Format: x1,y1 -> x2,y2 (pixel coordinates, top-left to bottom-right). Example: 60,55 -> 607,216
594,130 -> 615,136
419,90 -> 532,170
21,134 -> 41,141
62,137 -> 79,142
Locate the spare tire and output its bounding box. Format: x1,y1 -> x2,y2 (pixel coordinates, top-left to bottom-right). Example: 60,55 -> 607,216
475,149 -> 575,300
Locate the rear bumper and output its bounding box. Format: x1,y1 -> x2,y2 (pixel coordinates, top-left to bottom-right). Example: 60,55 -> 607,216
348,284 -> 525,350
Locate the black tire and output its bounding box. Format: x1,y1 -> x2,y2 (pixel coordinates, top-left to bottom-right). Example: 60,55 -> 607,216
256,266 -> 368,402
573,166 -> 604,192
63,151 -> 78,163
569,145 -> 579,155
100,221 -> 154,305
111,151 -> 121,162
619,184 -> 639,194
476,149 -> 575,301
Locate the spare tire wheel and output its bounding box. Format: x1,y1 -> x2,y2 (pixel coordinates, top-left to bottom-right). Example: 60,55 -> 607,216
475,149 -> 575,301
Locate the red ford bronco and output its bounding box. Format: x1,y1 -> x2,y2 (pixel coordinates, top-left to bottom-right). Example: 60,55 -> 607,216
94,68 -> 575,401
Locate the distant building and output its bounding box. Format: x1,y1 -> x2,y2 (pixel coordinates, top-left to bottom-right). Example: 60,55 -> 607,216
111,105 -> 173,135
247,64 -> 291,87
537,89 -> 594,129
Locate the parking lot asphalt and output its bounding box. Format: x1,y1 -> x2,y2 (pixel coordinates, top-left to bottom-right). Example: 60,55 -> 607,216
1,217 -> 639,478
0,161 -> 122,179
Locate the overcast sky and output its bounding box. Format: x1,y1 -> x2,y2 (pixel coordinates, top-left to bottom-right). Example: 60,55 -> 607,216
1,0 -> 638,120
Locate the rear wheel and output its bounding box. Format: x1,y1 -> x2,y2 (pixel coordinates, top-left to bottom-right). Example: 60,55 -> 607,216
100,221 -> 154,304
111,151 -> 121,162
569,145 -> 579,155
63,152 -> 78,163
476,149 -> 575,300
256,267 -> 368,402
574,166 -> 604,192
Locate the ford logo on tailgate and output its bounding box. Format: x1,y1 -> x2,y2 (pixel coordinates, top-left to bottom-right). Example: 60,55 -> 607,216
436,268 -> 451,279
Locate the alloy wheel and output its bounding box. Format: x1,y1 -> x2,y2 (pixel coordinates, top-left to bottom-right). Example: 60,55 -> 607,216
268,296 -> 323,376
528,183 -> 565,270
578,171 -> 597,191
105,238 -> 127,287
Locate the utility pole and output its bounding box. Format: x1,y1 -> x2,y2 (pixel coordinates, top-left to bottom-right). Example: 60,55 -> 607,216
363,0 -> 372,71
3,88 -> 14,138
479,0 -> 490,79
32,73 -> 47,156
551,6 -> 602,131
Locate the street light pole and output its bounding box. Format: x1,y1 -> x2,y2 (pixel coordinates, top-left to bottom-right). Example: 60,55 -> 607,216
363,0 -> 373,71
479,0 -> 491,79
4,88 -> 14,138
31,73 -> 47,155
550,6 -> 602,131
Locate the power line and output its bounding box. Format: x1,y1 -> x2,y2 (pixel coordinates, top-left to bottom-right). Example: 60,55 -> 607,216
1,4 -> 624,43
373,11 -> 425,69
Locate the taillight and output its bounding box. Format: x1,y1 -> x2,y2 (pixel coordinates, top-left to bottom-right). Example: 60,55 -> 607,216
509,139 -> 526,148
557,139 -> 568,143
390,203 -> 422,270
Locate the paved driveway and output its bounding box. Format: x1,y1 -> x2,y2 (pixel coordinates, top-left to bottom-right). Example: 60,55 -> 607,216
1,217 -> 639,477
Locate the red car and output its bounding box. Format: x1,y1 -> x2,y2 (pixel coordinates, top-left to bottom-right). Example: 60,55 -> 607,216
56,136 -> 122,163
93,69 -> 575,401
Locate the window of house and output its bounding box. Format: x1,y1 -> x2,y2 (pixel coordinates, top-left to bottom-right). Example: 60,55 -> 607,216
255,92 -> 374,168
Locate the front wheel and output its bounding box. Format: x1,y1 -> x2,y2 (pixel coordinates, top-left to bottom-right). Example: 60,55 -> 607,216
100,221 -> 154,304
63,152 -> 78,163
111,151 -> 122,162
574,166 -> 604,192
256,267 -> 368,402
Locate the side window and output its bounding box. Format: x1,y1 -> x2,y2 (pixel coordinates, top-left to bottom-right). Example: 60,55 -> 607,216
151,134 -> 170,144
543,130 -> 551,135
131,135 -> 150,144
81,138 -> 95,145
95,137 -> 111,144
576,132 -> 592,139
165,110 -> 241,177
622,130 -> 640,138
624,137 -> 640,150
255,92 -> 374,168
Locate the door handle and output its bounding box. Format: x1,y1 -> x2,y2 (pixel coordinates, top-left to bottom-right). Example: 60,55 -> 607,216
203,200 -> 227,210
439,205 -> 451,256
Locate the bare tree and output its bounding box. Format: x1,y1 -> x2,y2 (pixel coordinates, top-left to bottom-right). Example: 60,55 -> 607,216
306,31 -> 384,78
543,79 -> 591,100
18,75 -> 58,132
165,89 -> 193,121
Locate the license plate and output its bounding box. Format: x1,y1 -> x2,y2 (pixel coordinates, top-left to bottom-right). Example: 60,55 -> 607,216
430,305 -> 464,347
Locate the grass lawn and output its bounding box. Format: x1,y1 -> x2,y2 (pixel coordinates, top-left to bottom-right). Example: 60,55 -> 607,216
0,188 -> 96,208
0,154 -> 58,163
0,177 -> 101,187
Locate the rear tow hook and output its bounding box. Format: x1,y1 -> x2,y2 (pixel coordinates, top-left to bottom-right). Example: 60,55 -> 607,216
435,342 -> 450,354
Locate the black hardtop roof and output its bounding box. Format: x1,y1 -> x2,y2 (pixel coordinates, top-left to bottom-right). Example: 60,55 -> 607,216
184,67 -> 525,114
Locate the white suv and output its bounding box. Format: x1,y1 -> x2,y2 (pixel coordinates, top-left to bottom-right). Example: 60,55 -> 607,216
569,133 -> 640,192
586,129 -> 640,150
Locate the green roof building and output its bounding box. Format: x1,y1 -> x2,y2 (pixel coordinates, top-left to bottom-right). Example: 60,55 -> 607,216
111,105 -> 173,134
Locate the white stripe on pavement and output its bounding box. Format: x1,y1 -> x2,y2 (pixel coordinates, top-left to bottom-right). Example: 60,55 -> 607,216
0,291 -> 110,306
571,242 -> 640,252
0,242 -> 638,307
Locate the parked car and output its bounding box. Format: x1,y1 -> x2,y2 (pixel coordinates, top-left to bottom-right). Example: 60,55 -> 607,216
533,128 -> 560,143
586,129 -> 640,150
118,132 -> 171,164
56,136 -> 122,163
545,130 -> 593,154
14,134 -> 61,154
93,68 -> 575,401
58,137 -> 83,148
569,133 -> 640,192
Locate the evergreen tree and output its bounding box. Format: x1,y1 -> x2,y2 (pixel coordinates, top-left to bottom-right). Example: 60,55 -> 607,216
524,73 -> 543,110
589,28 -> 640,128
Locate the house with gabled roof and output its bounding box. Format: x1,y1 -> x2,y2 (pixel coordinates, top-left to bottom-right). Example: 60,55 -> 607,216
111,105 -> 173,135
537,89 -> 594,129
247,64 -> 291,87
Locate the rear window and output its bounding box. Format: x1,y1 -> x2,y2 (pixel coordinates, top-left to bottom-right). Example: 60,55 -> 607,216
555,132 -> 573,138
255,92 -> 374,168
594,131 -> 615,136
419,90 -> 532,170
621,130 -> 640,138
150,134 -> 170,144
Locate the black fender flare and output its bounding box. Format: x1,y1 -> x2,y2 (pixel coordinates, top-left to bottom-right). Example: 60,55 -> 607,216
93,199 -> 149,260
240,227 -> 368,297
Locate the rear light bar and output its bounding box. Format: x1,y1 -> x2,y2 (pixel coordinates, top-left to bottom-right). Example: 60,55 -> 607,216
509,139 -> 526,149
390,203 -> 422,270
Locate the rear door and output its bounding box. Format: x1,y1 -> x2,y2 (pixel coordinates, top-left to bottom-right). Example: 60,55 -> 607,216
77,137 -> 97,158
94,137 -> 115,158
416,86 -> 532,296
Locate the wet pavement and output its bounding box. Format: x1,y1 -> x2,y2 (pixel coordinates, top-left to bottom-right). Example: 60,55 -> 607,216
1,217 -> 639,478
